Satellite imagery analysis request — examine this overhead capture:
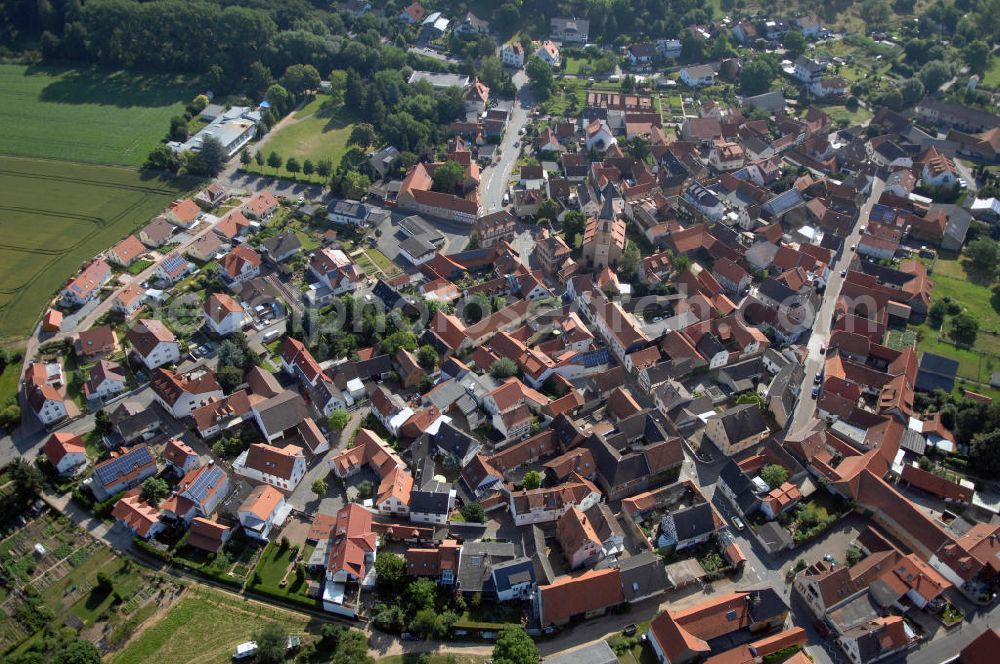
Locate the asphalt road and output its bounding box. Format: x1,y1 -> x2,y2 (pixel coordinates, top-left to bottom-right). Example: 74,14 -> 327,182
786,177 -> 886,435
479,72 -> 531,213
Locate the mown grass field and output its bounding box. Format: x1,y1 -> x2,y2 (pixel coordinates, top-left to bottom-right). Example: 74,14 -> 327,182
245,94 -> 355,182
0,156 -> 195,341
0,64 -> 195,166
111,588 -> 311,664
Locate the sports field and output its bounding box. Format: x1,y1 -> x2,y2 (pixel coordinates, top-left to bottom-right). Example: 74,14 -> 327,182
0,156 -> 194,341
0,64 -> 195,166
244,94 -> 355,182
111,588 -> 310,664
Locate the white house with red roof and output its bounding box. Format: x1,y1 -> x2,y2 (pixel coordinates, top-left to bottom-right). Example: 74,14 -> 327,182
107,235 -> 147,267
165,199 -> 202,228
203,292 -> 245,336
399,1 -> 425,23
233,443 -> 307,491
29,386 -> 68,425
154,251 -> 195,284
238,484 -> 287,540
162,438 -> 201,475
501,41 -> 525,67
111,492 -> 166,540
213,209 -> 253,241
150,367 -> 223,418
61,259 -> 112,307
309,248 -> 365,295
83,359 -> 126,403
241,191 -> 279,221
126,319 -> 180,369
536,40 -> 561,66
160,463 -> 229,524
112,283 -> 147,318
220,244 -> 262,288
42,432 -> 87,476
320,503 -> 378,616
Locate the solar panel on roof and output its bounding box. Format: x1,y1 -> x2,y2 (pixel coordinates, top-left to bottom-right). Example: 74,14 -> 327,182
185,465 -> 225,504
94,446 -> 154,485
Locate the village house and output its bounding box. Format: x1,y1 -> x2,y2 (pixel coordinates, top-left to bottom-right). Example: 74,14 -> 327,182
126,319 -> 180,370
89,445 -> 158,500
203,292 -> 245,336
61,259 -> 112,307
42,432 -> 87,476
238,484 -> 287,540
233,442 -> 307,492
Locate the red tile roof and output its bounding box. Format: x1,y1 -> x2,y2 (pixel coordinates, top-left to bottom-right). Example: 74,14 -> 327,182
538,567 -> 624,626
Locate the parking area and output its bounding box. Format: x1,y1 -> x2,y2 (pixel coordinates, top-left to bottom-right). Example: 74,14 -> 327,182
370,211 -> 473,269
787,512 -> 868,566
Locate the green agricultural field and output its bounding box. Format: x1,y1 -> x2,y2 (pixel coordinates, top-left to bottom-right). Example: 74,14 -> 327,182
0,64 -> 196,166
245,94 -> 356,182
0,156 -> 196,341
111,588 -> 310,664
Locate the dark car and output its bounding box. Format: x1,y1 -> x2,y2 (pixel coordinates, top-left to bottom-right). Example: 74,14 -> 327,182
624,624 -> 638,636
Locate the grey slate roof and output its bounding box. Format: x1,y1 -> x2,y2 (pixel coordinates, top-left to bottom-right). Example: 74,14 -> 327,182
718,460 -> 761,515
544,641 -> 617,664
522,525 -> 555,586
261,231 -> 301,260
457,541 -> 517,592
671,502 -> 716,542
409,482 -> 452,515
432,421 -> 480,460
717,403 -> 769,443
618,550 -> 670,602
253,390 -> 307,436
490,557 -> 535,592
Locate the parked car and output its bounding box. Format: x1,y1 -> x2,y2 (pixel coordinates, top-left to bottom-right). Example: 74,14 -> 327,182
624,624 -> 638,636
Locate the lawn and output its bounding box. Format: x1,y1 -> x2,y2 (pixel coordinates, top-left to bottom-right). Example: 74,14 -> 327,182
817,104 -> 873,126
363,248 -> 402,277
0,361 -> 18,407
930,253 -> 1000,335
983,56 -> 1000,89
0,64 -> 196,166
245,94 -> 355,182
247,540 -> 318,609
0,156 -> 196,341
111,588 -> 310,664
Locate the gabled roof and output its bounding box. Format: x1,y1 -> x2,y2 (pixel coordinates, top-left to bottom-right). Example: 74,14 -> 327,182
239,484 -> 284,521
538,567 -> 624,626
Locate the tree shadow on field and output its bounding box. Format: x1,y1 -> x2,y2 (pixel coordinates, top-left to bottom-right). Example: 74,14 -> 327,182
28,64 -> 195,108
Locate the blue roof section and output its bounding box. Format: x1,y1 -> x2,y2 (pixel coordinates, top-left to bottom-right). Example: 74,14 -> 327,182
185,465 -> 226,504
160,251 -> 188,274
94,446 -> 155,486
575,348 -> 610,368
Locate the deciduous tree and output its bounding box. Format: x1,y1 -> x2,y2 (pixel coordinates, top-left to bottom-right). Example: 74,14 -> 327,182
493,626 -> 539,664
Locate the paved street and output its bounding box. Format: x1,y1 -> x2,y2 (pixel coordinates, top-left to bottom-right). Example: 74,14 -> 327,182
786,177 -> 886,434
286,406 -> 368,513
479,73 -> 531,213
